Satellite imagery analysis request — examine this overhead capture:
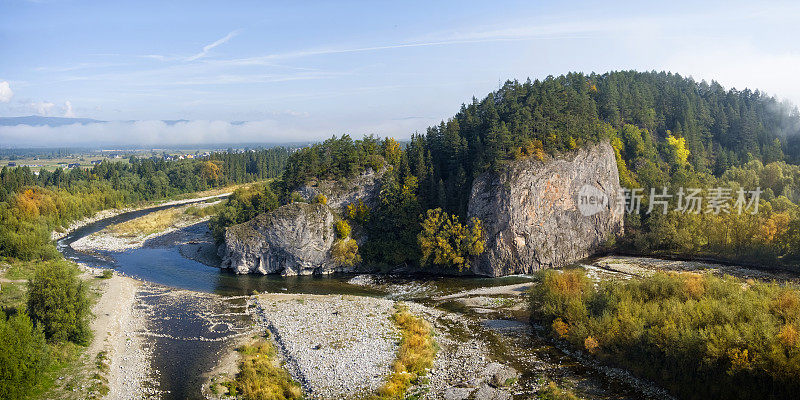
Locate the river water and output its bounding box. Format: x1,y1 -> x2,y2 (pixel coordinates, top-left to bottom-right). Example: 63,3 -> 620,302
57,203 -> 656,400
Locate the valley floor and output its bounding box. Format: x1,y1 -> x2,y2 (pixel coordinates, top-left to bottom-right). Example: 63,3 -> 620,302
59,200 -> 800,400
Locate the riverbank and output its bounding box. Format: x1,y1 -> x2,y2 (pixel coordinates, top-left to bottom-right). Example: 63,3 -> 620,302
69,199 -> 223,254
52,191 -> 232,243
589,255 -> 800,283
85,272 -> 158,399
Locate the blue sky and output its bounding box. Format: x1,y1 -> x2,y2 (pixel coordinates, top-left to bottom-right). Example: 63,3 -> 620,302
1,0 -> 800,145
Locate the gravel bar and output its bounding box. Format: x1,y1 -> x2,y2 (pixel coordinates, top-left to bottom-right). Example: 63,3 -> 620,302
254,294 -> 399,399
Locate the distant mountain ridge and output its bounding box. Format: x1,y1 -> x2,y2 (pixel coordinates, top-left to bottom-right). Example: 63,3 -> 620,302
0,115 -> 106,127
0,116 -> 220,127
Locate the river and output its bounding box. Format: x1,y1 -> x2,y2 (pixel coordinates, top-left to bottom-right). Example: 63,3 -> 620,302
57,202 -> 660,400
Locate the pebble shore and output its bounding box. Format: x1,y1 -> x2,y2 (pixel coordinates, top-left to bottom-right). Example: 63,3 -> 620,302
255,294 -> 398,399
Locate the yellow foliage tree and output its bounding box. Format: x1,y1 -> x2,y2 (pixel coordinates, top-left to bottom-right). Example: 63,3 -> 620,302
666,132 -> 690,166
346,199 -> 370,224
382,137 -> 402,166
199,161 -> 222,184
417,208 -> 485,271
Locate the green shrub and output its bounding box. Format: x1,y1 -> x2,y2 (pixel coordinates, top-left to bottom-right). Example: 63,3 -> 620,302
313,194 -> 328,205
100,269 -> 113,279
0,311 -> 49,399
289,192 -> 306,204
27,261 -> 92,344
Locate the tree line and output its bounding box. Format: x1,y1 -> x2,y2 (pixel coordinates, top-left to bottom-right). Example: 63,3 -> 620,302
0,147 -> 289,261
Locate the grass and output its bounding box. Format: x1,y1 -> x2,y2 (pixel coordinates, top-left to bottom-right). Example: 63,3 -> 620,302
375,305 -> 437,399
28,341 -> 91,400
184,201 -> 225,218
0,280 -> 27,310
109,207 -> 186,237
3,260 -> 39,280
86,350 -> 110,399
1,260 -> 50,311
220,335 -> 303,400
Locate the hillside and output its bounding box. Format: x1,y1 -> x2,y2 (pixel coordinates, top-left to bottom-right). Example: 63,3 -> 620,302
241,71 -> 798,270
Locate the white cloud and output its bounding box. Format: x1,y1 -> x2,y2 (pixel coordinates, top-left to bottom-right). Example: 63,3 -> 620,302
63,100 -> 75,117
29,101 -> 56,115
0,120 -> 308,146
186,29 -> 242,61
0,81 -> 13,103
0,115 -> 432,146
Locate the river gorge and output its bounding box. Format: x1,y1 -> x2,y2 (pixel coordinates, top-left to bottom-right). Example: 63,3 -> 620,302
53,198 -> 688,400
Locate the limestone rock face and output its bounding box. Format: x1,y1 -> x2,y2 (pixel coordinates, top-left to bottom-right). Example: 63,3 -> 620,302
218,203 -> 340,276
219,169 -> 386,275
467,142 -> 623,276
294,168 -> 384,211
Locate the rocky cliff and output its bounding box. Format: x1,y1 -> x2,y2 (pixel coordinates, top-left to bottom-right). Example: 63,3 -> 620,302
218,203 -> 340,275
219,170 -> 383,275
467,141 -> 623,276
220,143 -> 622,277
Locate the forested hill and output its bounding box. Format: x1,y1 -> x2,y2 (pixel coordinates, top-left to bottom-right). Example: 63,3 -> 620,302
276,71 -> 800,268
414,71 -> 800,213
285,71 -> 800,216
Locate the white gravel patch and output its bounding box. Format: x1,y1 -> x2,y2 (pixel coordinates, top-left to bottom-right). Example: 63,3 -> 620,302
87,274 -> 159,400
255,294 -> 398,400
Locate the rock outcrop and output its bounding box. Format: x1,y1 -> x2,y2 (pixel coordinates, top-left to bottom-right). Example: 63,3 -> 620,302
219,170 -> 384,275
294,168 -> 384,211
219,203 -> 340,276
467,141 -> 623,276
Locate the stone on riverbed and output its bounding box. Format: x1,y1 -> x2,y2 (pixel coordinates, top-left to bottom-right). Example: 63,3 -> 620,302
482,362 -> 520,388
444,387 -> 475,400
473,383 -> 512,400
254,294 -> 398,400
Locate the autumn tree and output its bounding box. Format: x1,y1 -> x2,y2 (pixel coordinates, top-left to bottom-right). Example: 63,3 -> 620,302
417,208 -> 485,270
